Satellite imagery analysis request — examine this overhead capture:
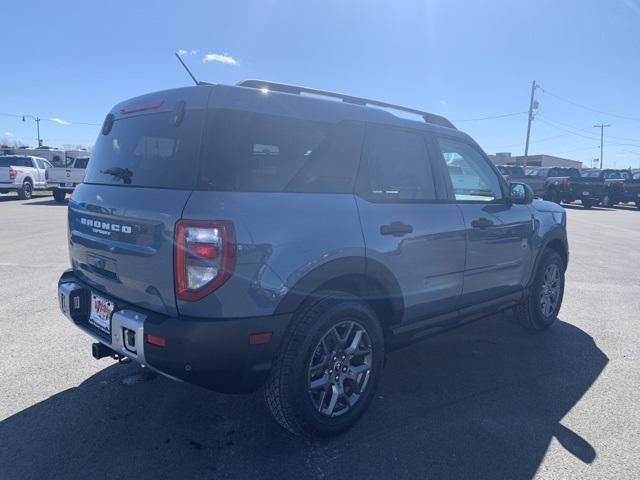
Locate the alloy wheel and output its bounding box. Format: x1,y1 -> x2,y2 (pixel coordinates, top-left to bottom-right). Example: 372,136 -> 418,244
307,321 -> 373,417
539,263 -> 561,317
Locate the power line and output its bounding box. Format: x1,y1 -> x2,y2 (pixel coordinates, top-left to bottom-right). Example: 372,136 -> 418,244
540,88 -> 640,123
453,111 -> 527,122
0,112 -> 99,126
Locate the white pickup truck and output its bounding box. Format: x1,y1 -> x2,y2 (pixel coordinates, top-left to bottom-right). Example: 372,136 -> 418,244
47,156 -> 89,202
0,155 -> 52,199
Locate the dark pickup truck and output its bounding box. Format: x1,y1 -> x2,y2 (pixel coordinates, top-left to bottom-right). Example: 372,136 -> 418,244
525,168 -> 622,208
522,167 -> 581,198
613,170 -> 640,208
496,165 -> 526,181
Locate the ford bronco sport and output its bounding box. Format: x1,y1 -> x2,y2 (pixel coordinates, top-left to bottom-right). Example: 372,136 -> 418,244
57,80 -> 568,436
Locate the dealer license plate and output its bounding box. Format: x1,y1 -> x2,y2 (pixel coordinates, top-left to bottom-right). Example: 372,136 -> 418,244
89,293 -> 114,334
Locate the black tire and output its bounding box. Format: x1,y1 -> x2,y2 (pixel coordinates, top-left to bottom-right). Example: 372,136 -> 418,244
53,189 -> 66,203
582,200 -> 593,209
264,291 -> 385,437
17,180 -> 33,200
515,250 -> 565,330
545,190 -> 560,204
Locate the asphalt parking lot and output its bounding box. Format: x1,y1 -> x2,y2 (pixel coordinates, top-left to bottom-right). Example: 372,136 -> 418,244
0,195 -> 638,480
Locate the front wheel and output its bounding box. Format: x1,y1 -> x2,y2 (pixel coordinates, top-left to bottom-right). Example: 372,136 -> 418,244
264,291 -> 384,437
52,189 -> 66,203
514,250 -> 565,330
582,199 -> 593,209
17,180 -> 33,200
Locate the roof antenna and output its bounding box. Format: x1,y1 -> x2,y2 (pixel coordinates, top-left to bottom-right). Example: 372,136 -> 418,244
175,52 -> 199,85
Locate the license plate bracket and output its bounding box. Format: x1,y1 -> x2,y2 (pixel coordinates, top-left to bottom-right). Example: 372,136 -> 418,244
89,293 -> 114,334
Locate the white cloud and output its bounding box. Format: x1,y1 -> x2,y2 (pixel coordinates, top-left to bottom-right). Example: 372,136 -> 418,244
440,100 -> 447,105
3,131 -> 14,137
177,49 -> 188,56
202,53 -> 238,66
49,117 -> 71,126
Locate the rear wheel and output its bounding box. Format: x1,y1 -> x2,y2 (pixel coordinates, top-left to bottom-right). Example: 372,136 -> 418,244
264,291 -> 384,437
545,189 -> 560,204
515,250 -> 565,330
582,199 -> 593,209
53,189 -> 66,203
17,180 -> 33,200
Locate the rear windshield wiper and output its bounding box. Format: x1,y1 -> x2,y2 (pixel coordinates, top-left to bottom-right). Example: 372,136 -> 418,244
101,167 -> 133,185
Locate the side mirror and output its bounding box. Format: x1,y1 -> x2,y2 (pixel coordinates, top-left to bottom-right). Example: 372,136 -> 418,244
510,182 -> 534,204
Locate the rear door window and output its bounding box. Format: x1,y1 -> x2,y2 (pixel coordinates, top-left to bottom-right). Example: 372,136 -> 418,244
358,126 -> 436,201
84,109 -> 204,189
200,110 -> 364,193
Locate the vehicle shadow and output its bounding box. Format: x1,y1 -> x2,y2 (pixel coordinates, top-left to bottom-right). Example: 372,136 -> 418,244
0,193 -> 52,203
22,198 -> 66,206
561,203 -> 615,211
0,315 -> 607,480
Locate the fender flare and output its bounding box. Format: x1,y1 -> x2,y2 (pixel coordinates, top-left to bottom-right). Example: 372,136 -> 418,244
528,226 -> 568,287
273,256 -> 405,327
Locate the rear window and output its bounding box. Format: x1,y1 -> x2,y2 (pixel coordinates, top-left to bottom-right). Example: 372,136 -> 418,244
200,110 -> 364,193
74,158 -> 89,169
0,157 -> 31,167
84,109 -> 204,189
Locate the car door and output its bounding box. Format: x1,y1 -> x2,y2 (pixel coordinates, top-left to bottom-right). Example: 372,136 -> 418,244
433,135 -> 534,307
33,159 -> 47,188
355,124 -> 466,325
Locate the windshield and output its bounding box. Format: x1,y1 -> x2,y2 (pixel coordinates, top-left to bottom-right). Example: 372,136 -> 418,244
84,111 -> 204,189
581,170 -> 601,177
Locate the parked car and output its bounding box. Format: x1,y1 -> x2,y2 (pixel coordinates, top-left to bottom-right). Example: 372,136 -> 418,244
616,170 -> 640,208
57,81 -> 568,436
574,169 -> 630,207
0,155 -> 52,199
496,165 -> 526,181
47,156 -> 89,202
520,166 -> 581,199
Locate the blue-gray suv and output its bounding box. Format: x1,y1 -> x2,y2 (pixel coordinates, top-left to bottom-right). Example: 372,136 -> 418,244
57,80 -> 568,436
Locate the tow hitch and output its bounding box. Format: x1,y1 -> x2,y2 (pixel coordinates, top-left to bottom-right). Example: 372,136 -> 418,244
92,342 -> 131,364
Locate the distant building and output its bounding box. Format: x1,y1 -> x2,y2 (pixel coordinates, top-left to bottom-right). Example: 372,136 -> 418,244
488,153 -> 582,169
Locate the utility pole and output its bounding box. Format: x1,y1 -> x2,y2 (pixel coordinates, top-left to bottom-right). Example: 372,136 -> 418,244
22,115 -> 42,147
593,123 -> 610,169
523,80 -> 539,168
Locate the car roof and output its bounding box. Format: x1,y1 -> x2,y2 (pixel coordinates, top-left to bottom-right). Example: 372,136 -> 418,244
110,82 -> 475,145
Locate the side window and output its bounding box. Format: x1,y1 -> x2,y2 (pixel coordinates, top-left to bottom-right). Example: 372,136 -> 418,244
437,137 -> 503,202
201,110 -> 363,193
360,126 -> 435,201
35,159 -> 46,169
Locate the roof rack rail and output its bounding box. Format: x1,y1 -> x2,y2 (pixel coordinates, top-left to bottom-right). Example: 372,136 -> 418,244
236,79 -> 456,130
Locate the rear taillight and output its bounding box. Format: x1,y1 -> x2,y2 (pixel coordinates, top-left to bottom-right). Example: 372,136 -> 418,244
174,220 -> 236,301
45,169 -> 49,180
9,168 -> 17,181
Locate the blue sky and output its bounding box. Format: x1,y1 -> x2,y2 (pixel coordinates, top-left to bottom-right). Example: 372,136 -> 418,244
3,0 -> 640,168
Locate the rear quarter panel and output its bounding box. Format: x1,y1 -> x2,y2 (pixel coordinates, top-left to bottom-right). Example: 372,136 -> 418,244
179,192 -> 366,318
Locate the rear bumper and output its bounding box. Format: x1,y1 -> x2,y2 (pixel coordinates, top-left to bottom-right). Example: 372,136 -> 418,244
58,269 -> 291,393
558,190 -> 602,203
0,182 -> 19,191
48,183 -> 76,191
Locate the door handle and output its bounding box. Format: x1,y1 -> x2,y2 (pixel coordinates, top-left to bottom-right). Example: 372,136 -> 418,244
471,217 -> 494,229
380,222 -> 414,236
